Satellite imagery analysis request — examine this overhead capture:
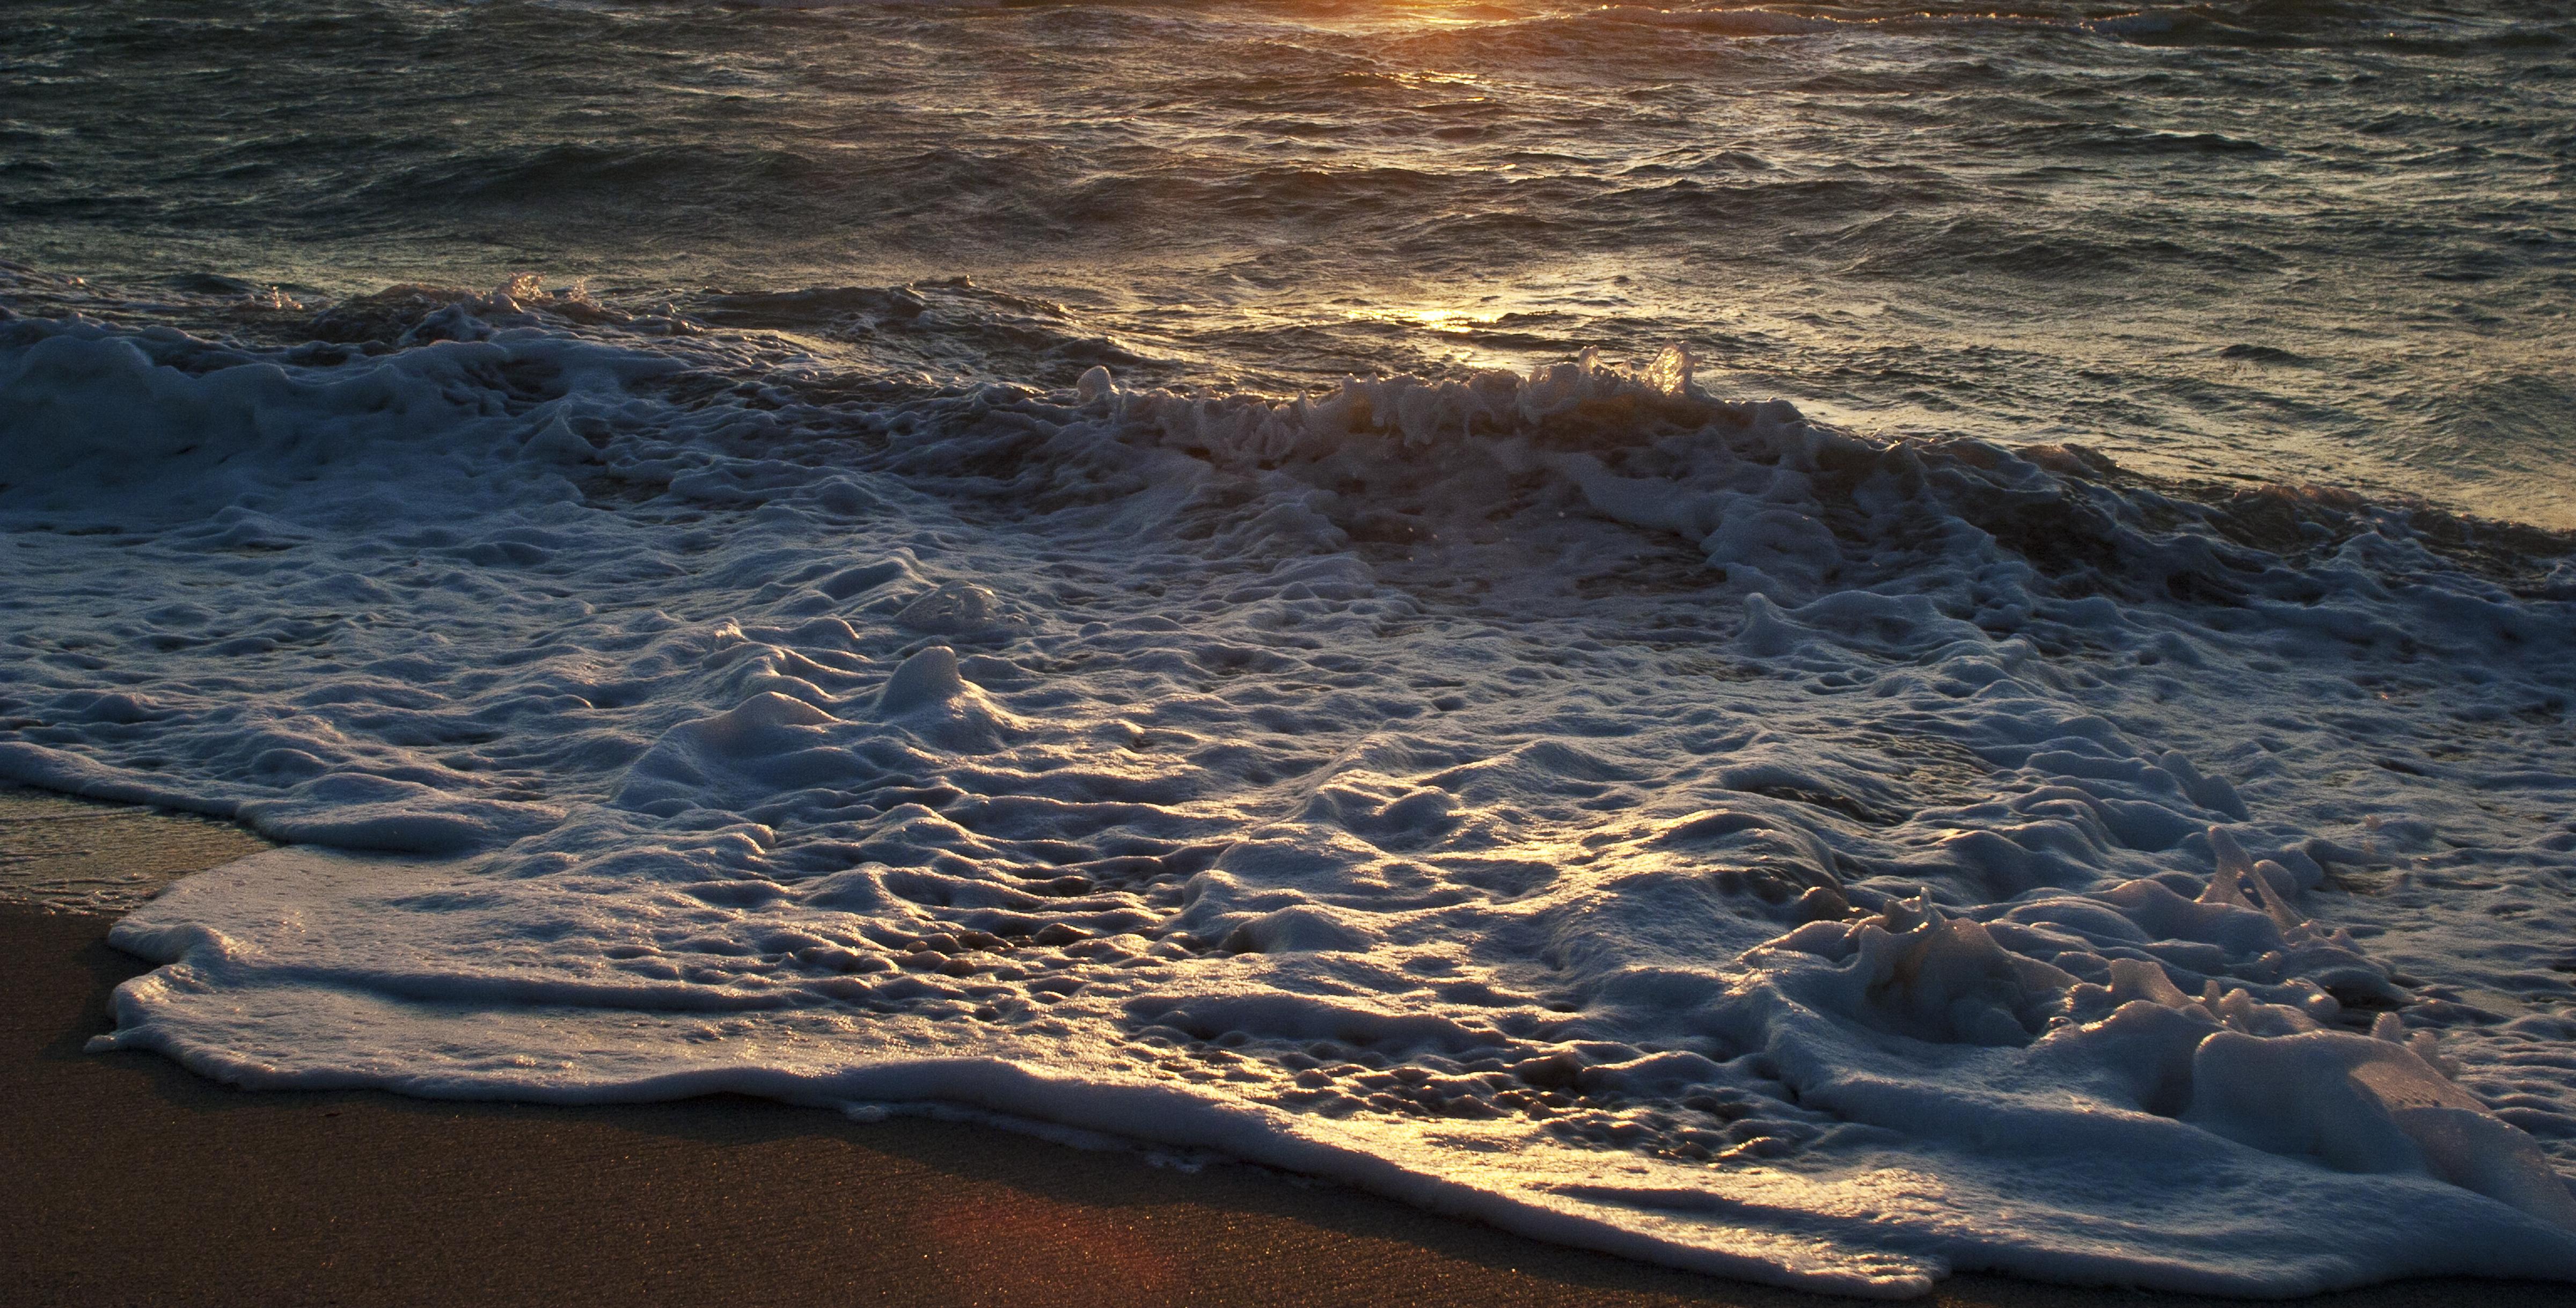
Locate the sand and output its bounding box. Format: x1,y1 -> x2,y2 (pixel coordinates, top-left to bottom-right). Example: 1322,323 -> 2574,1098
2,787 -> 2562,1307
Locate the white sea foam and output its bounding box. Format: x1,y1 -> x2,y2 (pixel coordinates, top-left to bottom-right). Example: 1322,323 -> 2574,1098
6,296 -> 2576,1294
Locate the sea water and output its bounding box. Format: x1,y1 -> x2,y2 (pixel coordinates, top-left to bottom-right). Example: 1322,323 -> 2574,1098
4,0 -> 2575,1295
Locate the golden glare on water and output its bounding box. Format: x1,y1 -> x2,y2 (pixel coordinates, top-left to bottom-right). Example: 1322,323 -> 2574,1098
1349,305 -> 1494,334
14,0 -> 2576,1297
1359,0 -> 1532,27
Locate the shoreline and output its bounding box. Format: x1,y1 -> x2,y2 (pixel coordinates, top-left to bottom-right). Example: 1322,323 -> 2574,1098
3,794 -> 2567,1306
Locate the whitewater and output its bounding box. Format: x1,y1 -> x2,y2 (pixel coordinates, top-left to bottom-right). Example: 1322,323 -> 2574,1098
6,0 -> 2576,1297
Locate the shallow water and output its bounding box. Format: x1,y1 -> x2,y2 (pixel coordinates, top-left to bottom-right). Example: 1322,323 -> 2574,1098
5,0 -> 2576,1297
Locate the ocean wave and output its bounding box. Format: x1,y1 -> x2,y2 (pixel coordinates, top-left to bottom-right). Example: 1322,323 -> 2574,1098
1481,0 -> 2561,54
7,283 -> 2576,1292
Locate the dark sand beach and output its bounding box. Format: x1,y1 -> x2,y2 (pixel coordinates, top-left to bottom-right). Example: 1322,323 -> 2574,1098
3,790 -> 2562,1308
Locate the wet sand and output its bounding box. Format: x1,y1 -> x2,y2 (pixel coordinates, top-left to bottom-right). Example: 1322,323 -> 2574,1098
2,790 -> 2562,1307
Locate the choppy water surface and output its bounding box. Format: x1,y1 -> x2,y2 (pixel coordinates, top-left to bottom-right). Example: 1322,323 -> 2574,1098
6,0 -> 2570,524
7,0 -> 2576,1297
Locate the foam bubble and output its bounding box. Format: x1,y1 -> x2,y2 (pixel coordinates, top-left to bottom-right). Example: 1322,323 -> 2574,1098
7,305 -> 2573,1294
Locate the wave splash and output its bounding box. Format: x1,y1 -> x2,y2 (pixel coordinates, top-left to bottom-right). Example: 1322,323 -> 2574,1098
6,280 -> 2576,1294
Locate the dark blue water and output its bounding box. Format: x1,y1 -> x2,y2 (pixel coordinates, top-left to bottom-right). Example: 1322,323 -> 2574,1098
4,0 -> 2571,523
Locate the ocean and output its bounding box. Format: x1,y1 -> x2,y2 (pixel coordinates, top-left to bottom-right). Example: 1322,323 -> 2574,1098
4,0 -> 2574,1294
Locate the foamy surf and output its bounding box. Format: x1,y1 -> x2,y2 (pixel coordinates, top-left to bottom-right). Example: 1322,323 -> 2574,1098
5,280 -> 2572,1294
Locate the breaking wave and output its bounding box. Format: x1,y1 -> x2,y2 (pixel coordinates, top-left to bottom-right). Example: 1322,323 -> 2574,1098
7,277 -> 2576,1294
